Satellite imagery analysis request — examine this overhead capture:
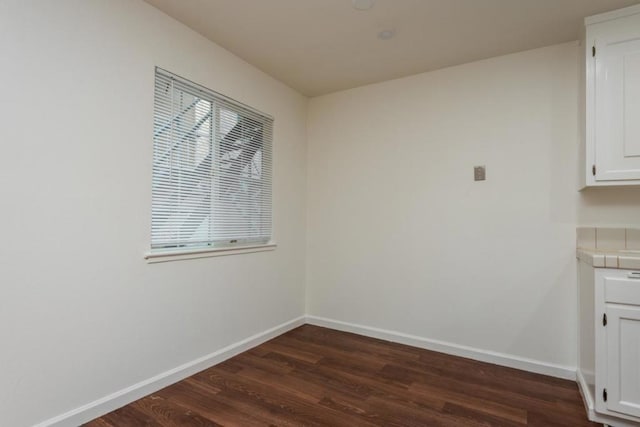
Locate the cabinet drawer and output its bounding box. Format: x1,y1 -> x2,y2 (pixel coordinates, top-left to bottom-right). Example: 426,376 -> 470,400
605,272 -> 640,305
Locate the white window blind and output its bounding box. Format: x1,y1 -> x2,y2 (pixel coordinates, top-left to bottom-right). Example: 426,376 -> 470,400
151,68 -> 273,250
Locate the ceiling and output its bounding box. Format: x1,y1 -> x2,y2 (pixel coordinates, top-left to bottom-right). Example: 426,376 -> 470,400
145,0 -> 640,97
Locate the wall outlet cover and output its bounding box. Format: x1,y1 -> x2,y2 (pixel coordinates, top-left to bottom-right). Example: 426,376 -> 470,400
474,166 -> 486,181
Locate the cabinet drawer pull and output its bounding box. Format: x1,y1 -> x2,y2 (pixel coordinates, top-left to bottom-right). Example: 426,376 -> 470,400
628,272 -> 640,279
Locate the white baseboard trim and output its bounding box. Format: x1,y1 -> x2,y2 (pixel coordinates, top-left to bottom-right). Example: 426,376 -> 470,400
35,314 -> 585,427
306,315 -> 576,381
577,369 -> 596,417
34,315 -> 306,427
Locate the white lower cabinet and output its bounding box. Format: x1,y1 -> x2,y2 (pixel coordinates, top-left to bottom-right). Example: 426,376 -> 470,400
579,264 -> 640,426
604,305 -> 640,418
596,270 -> 640,421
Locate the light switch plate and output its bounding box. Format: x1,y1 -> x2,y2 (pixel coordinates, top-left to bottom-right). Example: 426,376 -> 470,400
474,166 -> 486,181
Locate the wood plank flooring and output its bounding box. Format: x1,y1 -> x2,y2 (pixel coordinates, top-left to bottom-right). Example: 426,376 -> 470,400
86,325 -> 598,426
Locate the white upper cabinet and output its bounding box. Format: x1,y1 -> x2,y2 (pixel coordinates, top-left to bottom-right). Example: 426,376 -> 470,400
584,5 -> 640,187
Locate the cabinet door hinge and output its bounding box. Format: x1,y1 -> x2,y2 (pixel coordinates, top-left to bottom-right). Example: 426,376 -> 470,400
592,164 -> 596,176
592,46 -> 596,57
603,388 -> 608,402
603,313 -> 607,326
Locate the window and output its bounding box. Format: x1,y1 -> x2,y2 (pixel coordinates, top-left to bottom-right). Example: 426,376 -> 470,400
151,68 -> 273,254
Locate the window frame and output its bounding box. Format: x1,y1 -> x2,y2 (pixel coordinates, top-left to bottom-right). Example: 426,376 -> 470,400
146,67 -> 276,262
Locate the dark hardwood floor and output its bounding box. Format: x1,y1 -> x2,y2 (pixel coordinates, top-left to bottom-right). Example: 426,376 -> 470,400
86,325 -> 598,426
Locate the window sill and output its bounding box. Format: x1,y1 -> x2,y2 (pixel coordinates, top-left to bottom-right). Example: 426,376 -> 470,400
144,242 -> 277,263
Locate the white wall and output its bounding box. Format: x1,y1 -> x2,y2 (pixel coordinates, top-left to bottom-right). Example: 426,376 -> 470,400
306,42 -> 640,371
0,1 -> 307,426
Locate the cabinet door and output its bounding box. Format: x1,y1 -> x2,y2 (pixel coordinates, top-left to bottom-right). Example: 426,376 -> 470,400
594,27 -> 640,181
606,304 -> 640,417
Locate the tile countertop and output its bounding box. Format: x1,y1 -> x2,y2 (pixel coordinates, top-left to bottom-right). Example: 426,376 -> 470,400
577,227 -> 640,270
577,248 -> 640,270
